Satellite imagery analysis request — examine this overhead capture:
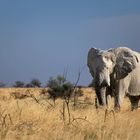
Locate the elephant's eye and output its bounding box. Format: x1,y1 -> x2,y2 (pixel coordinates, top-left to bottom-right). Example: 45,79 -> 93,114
104,56 -> 109,60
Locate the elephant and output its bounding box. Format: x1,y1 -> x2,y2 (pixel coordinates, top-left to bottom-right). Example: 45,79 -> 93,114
87,46 -> 140,110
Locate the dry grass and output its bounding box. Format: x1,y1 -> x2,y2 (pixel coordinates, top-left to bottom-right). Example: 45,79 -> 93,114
0,88 -> 140,140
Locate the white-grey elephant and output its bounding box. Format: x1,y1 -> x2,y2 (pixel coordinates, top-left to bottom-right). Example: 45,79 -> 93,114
87,47 -> 140,110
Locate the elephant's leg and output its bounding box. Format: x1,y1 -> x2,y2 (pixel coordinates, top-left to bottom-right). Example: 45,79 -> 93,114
106,87 -> 113,108
106,94 -> 112,109
114,80 -> 126,111
129,96 -> 139,111
114,93 -> 124,111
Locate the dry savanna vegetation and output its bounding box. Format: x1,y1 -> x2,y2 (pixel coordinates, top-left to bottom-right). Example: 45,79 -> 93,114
0,88 -> 140,140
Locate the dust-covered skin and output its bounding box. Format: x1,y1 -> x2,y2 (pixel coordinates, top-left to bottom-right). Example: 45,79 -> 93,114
87,47 -> 140,110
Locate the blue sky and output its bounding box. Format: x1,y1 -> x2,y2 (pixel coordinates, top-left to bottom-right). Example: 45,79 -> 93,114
0,0 -> 140,86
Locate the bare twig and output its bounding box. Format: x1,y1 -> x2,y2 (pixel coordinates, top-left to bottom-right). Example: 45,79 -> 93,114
59,66 -> 86,124
62,100 -> 66,123
104,109 -> 116,123
104,109 -> 108,122
0,109 -> 6,121
73,66 -> 85,110
70,116 -> 94,126
26,89 -> 55,109
64,96 -> 71,124
71,100 -> 94,105
59,100 -> 66,124
2,114 -> 7,127
26,90 -> 39,103
8,114 -> 13,125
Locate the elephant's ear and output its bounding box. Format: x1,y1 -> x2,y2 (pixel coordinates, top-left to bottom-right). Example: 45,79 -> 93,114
87,48 -> 100,77
115,48 -> 139,79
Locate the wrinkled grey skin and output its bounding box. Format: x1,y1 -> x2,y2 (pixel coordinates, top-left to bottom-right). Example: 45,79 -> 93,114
87,47 -> 140,110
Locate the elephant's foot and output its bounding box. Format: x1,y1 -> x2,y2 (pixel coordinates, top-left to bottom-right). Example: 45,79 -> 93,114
131,102 -> 138,111
114,95 -> 124,112
129,96 -> 139,111
114,106 -> 121,112
131,105 -> 138,111
114,100 -> 121,112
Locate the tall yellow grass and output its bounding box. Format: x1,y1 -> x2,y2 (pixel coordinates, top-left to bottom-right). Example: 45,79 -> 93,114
0,88 -> 140,140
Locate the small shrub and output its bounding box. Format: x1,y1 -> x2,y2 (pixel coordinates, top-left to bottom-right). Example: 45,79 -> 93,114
30,79 -> 42,87
0,82 -> 6,88
46,75 -> 73,99
13,81 -> 25,88
25,83 -> 34,88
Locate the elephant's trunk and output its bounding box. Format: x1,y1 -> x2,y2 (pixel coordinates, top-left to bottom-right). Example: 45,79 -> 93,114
94,69 -> 110,106
95,86 -> 107,106
100,87 -> 107,106
98,69 -> 110,87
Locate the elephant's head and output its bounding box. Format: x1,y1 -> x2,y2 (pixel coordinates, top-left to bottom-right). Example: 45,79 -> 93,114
87,47 -> 139,106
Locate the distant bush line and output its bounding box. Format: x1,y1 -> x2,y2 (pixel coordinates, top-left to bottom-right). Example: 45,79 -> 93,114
0,75 -> 84,88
